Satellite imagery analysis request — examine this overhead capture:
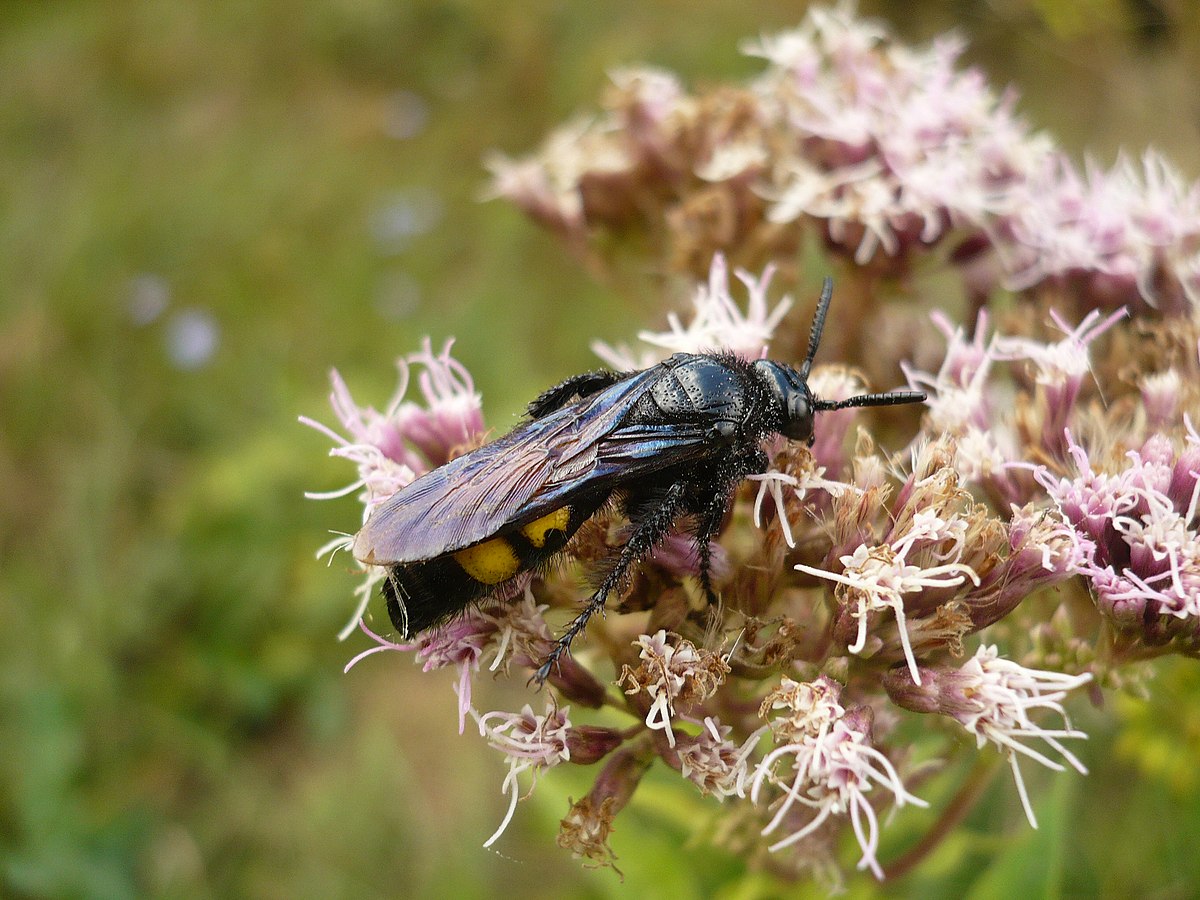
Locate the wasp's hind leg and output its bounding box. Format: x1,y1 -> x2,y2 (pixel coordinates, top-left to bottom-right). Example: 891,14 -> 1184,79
689,486 -> 738,647
526,370 -> 626,418
693,488 -> 733,609
535,481 -> 688,684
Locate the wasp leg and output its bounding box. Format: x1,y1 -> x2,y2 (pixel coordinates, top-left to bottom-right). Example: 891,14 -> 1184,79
694,490 -> 728,609
535,481 -> 688,683
526,370 -> 626,418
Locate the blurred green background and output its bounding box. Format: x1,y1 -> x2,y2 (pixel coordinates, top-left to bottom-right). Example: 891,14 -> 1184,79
4,1 -> 1200,897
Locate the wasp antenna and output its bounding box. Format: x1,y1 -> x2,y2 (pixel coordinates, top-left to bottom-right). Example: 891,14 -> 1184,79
799,276 -> 834,381
814,390 -> 927,412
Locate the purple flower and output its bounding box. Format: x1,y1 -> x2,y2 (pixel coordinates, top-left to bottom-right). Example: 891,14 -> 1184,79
1039,428 -> 1200,634
885,645 -> 1092,828
750,3 -> 1050,269
390,338 -> 485,468
673,716 -> 760,799
618,630 -> 730,748
750,675 -> 926,879
993,308 -> 1127,458
797,510 -> 981,684
301,338 -> 485,508
300,366 -> 422,508
1001,151 -> 1200,316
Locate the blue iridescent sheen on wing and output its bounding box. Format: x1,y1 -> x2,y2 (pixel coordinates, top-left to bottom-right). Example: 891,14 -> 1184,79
353,364 -> 714,565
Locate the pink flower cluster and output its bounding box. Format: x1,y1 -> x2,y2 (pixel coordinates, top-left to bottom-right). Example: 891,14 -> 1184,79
490,2 -> 1200,319
308,2 -> 1200,887
1041,427 -> 1200,643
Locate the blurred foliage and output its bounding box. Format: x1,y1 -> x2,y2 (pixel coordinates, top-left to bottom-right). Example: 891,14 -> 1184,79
1,0 -> 1198,896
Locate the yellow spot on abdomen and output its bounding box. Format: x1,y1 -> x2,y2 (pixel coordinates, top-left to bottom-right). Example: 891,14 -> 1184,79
454,538 -> 520,585
520,507 -> 572,548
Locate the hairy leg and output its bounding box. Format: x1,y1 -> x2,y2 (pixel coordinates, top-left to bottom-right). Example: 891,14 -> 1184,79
535,480 -> 687,683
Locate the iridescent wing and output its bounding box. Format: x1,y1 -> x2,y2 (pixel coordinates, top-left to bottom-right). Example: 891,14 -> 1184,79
353,366 -> 714,565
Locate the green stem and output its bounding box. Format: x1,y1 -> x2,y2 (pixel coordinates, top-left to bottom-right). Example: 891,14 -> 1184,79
882,754 -> 1003,883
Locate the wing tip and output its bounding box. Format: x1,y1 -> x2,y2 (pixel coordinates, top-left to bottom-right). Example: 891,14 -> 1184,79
351,527 -> 381,566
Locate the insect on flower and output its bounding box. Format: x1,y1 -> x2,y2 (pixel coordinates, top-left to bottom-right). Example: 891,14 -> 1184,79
353,278 -> 926,682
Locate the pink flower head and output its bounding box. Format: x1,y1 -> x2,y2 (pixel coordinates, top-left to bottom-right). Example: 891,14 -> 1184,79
1039,429 -> 1200,630
1140,369 -> 1183,429
978,502 -> 1094,615
618,630 -> 729,748
344,593 -> 554,735
750,675 -> 926,879
483,123 -> 592,242
903,309 -> 996,434
301,338 -> 485,510
797,511 -> 981,684
994,307 -> 1127,458
593,254 -> 792,367
1169,417 -> 1200,515
674,716 -> 760,799
1002,151 -> 1200,316
390,338 -> 484,468
474,701 -> 573,847
1037,432 -> 1138,550
300,367 -> 421,509
886,645 -> 1092,828
607,66 -> 686,170
1003,501 -> 1099,585
340,612 -> 493,737
750,2 -> 1050,268
412,610 -> 504,734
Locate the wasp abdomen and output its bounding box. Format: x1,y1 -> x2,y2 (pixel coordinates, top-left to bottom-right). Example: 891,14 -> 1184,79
384,503 -> 593,636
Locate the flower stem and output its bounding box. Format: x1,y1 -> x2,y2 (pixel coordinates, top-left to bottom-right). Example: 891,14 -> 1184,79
881,754 -> 1003,883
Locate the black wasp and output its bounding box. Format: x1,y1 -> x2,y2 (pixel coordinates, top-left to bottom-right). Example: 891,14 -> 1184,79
353,278 -> 926,682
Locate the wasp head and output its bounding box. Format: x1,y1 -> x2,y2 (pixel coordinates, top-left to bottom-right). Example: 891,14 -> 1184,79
752,359 -> 816,444
753,277 -> 926,446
